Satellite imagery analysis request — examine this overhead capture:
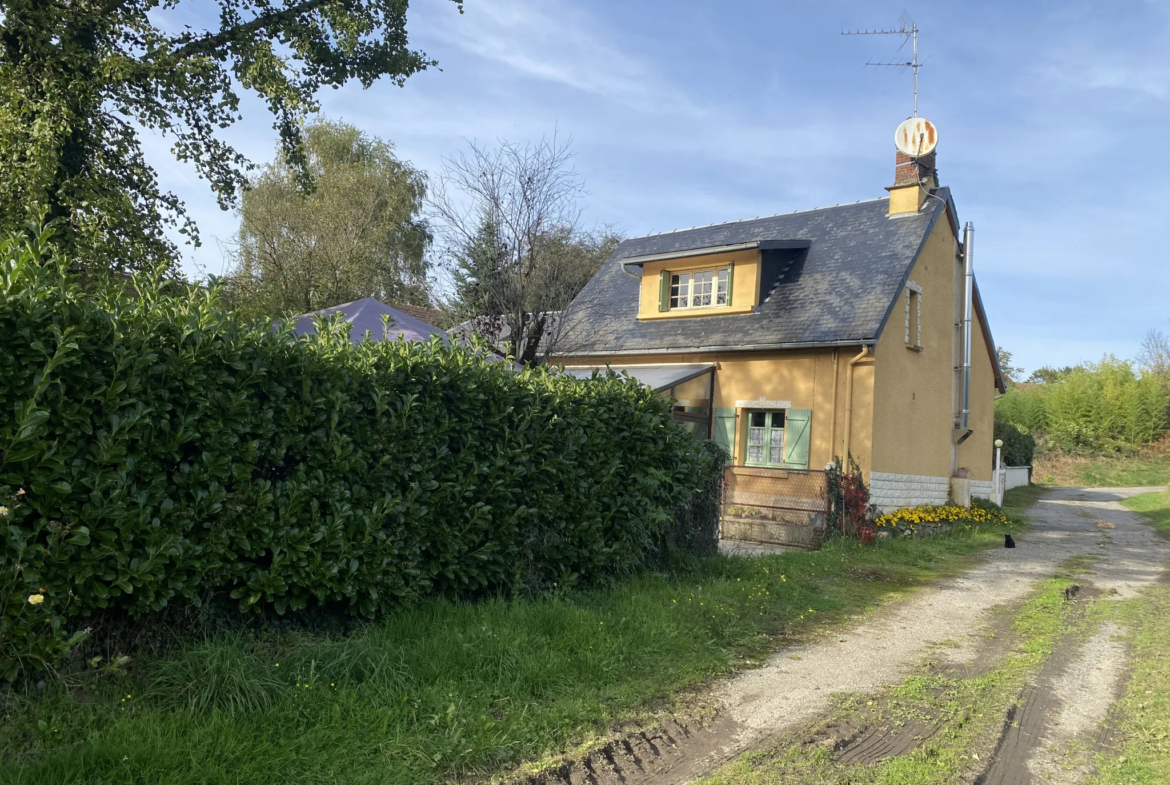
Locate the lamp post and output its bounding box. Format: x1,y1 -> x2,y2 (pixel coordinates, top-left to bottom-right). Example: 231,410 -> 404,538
994,438 -> 1004,505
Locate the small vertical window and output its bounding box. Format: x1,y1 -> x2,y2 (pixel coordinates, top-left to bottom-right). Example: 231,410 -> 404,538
905,283 -> 922,349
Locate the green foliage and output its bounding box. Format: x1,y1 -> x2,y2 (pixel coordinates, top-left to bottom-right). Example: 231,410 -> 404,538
653,440 -> 725,562
996,357 -> 1169,452
0,0 -> 456,271
995,387 -> 1048,434
225,120 -> 432,319
1026,365 -> 1075,384
0,523 -> 1014,783
994,420 -> 1035,467
0,229 -> 710,677
1045,357 -> 1168,450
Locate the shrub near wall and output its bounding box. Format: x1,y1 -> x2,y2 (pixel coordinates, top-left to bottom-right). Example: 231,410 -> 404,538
993,421 -> 1035,468
0,231 -> 709,676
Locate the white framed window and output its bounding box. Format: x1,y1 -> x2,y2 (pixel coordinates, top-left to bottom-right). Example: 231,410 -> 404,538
745,410 -> 786,467
669,268 -> 728,309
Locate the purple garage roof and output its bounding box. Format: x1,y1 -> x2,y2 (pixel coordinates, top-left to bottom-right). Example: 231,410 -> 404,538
290,298 -> 449,345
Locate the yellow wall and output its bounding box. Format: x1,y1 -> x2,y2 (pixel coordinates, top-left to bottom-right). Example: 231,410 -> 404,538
870,212 -> 997,482
637,249 -> 759,320
559,348 -> 877,477
888,183 -> 928,215
957,307 -> 996,481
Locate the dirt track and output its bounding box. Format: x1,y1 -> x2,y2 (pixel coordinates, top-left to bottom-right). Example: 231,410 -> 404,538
520,486 -> 1169,785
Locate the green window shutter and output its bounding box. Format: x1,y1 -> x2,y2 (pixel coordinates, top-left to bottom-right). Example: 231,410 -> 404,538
713,407 -> 737,465
783,409 -> 812,470
659,270 -> 671,311
726,262 -> 734,306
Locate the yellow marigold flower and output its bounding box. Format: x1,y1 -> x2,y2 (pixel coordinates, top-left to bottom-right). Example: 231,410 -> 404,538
28,593 -> 44,605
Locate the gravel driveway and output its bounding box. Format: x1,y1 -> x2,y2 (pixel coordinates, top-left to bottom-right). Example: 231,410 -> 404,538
524,486 -> 1170,785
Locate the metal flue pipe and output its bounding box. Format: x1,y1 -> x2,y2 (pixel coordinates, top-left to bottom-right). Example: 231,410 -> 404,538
961,222 -> 975,430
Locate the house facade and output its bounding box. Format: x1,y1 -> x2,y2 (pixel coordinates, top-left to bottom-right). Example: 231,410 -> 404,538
555,135 -> 1005,514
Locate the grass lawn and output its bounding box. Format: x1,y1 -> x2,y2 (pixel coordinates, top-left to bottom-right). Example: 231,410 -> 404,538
0,509 -> 1028,785
1032,450 -> 1170,488
1121,486 -> 1170,536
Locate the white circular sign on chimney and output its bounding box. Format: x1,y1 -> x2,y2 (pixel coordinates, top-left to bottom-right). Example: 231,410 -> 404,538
895,117 -> 938,158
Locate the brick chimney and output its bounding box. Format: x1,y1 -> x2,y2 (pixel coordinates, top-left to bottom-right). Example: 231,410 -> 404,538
887,148 -> 938,216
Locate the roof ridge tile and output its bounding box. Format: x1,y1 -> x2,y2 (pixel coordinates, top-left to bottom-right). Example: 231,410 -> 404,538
631,197 -> 888,241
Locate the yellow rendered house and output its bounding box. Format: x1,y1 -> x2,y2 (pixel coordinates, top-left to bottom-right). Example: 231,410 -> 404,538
556,129 -> 1006,518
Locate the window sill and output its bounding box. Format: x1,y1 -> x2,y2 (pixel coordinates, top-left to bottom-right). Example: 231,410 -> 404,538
638,303 -> 755,320
905,343 -> 923,352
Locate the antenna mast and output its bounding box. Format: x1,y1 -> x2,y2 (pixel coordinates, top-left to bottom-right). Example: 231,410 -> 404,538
843,14 -> 922,117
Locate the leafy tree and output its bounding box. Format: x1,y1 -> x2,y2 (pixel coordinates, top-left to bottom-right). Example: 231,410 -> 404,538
998,356 -> 1169,452
432,135 -> 621,364
1027,365 -> 1076,384
225,119 -> 431,319
995,345 -> 1023,383
0,0 -> 458,271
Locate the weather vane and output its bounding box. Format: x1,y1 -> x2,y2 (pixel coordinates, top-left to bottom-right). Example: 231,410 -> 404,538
842,13 -> 924,117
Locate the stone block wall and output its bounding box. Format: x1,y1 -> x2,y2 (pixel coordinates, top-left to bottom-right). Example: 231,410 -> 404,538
869,471 -> 950,511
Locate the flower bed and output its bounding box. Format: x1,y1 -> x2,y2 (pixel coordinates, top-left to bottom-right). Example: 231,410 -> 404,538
874,503 -> 1009,537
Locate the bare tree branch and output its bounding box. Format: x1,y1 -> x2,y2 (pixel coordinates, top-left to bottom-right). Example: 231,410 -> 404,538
431,133 -> 612,363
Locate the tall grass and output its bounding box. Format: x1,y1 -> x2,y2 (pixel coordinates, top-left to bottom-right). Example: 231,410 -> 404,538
0,523 -> 1018,785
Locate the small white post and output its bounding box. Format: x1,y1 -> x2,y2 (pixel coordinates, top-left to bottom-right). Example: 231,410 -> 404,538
994,438 -> 1004,506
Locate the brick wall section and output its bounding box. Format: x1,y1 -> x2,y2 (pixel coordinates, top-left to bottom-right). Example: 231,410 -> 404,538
894,149 -> 937,186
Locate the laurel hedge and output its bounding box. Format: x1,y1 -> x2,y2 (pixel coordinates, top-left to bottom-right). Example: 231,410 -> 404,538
0,229 -> 712,678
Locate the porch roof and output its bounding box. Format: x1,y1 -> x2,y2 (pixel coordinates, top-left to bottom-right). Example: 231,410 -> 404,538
562,363 -> 715,393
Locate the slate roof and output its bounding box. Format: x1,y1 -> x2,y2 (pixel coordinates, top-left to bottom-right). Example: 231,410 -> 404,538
556,190 -> 952,356
290,298 -> 448,344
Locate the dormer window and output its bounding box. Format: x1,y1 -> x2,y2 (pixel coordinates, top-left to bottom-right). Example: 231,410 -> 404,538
667,268 -> 728,310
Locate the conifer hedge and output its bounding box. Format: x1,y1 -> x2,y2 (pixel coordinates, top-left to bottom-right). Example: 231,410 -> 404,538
0,230 -> 711,677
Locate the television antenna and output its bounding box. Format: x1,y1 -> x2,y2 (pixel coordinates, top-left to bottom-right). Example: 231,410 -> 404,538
842,14 -> 924,117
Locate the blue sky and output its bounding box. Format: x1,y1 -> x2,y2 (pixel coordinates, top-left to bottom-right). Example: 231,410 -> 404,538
154,0 -> 1170,376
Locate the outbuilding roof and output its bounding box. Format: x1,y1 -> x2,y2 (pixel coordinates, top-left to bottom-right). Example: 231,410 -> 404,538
556,190 -> 952,356
290,298 -> 448,344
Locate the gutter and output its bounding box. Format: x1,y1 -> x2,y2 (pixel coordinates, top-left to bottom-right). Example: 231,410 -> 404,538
843,345 -> 872,461
562,339 -> 872,358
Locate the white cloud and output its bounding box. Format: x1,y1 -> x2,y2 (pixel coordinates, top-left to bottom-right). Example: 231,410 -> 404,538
416,0 -> 691,113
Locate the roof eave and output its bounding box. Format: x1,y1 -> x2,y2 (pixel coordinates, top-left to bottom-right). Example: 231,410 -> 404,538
974,282 -> 1007,393
557,338 -> 873,358
617,239 -> 811,271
